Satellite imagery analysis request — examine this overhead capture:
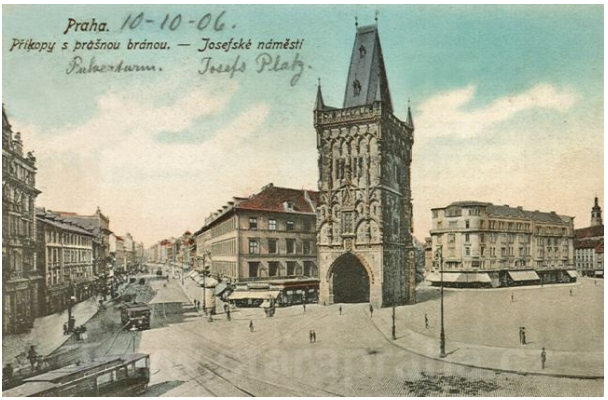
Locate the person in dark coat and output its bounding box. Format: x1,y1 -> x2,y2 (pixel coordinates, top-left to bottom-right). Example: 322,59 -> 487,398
309,330 -> 313,343
312,330 -> 317,343
303,303 -> 306,313
27,346 -> 38,370
369,304 -> 374,318
249,320 -> 254,333
339,305 -> 343,315
521,327 -> 527,345
519,327 -> 523,344
541,348 -> 547,369
424,314 -> 429,329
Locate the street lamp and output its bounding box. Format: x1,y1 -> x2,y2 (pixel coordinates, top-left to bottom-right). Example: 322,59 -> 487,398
435,247 -> 446,358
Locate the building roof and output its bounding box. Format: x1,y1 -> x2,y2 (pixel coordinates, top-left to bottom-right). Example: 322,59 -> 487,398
596,241 -> 604,254
575,224 -> 604,240
343,25 -> 393,112
236,183 -> 318,214
575,239 -> 602,250
36,209 -> 95,237
437,201 -> 571,224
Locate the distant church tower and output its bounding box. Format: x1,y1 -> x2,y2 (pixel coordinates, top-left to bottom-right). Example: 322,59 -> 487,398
314,22 -> 416,307
591,196 -> 602,226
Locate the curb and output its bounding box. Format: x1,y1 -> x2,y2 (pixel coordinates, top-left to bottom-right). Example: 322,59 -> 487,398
367,311 -> 604,380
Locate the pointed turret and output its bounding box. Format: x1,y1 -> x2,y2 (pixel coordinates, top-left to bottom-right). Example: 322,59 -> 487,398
315,78 -> 325,111
405,100 -> 414,129
343,24 -> 393,113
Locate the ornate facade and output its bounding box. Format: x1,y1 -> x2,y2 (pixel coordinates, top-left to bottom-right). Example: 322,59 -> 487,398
315,25 -> 416,307
2,106 -> 43,333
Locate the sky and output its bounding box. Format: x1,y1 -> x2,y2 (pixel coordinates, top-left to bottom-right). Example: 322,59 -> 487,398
2,5 -> 604,246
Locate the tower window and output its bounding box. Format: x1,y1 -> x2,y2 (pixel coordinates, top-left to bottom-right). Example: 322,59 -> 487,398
353,79 -> 362,96
359,45 -> 366,58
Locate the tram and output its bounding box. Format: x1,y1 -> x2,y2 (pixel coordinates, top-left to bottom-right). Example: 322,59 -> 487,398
121,302 -> 151,330
2,353 -> 150,397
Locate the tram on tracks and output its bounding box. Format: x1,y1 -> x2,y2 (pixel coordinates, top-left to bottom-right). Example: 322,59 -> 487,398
2,353 -> 150,397
121,302 -> 151,330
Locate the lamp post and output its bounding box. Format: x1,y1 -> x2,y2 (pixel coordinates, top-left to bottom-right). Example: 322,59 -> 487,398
391,303 -> 396,340
435,247 -> 446,358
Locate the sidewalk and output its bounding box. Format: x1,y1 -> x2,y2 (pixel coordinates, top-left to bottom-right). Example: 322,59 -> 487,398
2,298 -> 99,367
371,307 -> 603,379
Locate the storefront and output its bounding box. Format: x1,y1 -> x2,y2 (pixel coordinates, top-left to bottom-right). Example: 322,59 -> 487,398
426,272 -> 493,288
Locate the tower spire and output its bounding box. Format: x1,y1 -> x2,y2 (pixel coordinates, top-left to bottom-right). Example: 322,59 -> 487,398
406,98 -> 414,128
315,78 -> 325,111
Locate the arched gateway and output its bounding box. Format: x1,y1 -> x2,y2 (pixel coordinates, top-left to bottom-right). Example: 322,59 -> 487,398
329,253 -> 371,303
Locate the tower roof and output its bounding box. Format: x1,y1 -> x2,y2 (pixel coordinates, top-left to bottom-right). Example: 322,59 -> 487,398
343,25 -> 393,112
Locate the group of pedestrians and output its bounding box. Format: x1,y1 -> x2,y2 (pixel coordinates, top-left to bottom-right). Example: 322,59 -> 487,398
518,326 -> 527,345
308,329 -> 317,343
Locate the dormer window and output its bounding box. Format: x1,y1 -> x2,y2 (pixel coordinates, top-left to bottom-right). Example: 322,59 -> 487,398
283,201 -> 295,212
353,79 -> 362,96
359,45 -> 366,58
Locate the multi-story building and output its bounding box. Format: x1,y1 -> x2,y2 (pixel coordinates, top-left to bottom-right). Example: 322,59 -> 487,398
54,208 -> 112,278
429,201 -> 576,287
123,233 -> 135,270
193,183 -> 319,306
315,24 -> 416,307
2,106 -> 43,333
574,197 -> 604,277
36,209 -> 95,314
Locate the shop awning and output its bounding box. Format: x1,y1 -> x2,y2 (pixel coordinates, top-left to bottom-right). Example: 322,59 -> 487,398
228,291 -> 280,300
566,270 -> 578,278
260,300 -> 272,308
214,282 -> 229,296
508,270 -> 540,281
426,272 -> 490,283
595,270 -> 604,276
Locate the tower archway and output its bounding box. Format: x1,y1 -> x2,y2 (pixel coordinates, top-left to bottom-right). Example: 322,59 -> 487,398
329,252 -> 370,303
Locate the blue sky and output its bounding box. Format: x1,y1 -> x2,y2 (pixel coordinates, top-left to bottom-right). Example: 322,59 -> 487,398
3,5 -> 604,244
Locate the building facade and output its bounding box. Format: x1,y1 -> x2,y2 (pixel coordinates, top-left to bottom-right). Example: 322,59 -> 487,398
2,106 -> 43,333
429,201 -> 576,287
194,183 -> 319,306
574,197 -> 604,277
36,209 -> 95,314
315,24 -> 416,307
54,208 -> 111,278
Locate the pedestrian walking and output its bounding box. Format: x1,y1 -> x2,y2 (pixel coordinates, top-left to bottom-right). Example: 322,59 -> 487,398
540,347 -> 547,369
424,314 -> 429,329
249,320 -> 254,333
518,327 -> 523,344
309,330 -> 313,343
63,323 -> 68,335
226,309 -> 231,321
303,303 -> 307,313
570,288 -> 573,296
312,330 -> 317,343
511,293 -> 514,302
339,305 -> 343,315
521,327 -> 527,345
369,304 -> 374,318
27,346 -> 37,370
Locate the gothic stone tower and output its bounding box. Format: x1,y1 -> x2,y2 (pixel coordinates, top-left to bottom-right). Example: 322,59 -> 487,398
315,24 -> 416,307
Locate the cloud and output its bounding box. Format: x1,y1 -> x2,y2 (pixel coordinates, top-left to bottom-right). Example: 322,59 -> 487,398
14,80 -> 273,244
416,83 -> 578,140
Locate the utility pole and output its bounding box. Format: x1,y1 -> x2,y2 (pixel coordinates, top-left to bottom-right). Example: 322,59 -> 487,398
436,247 -> 446,358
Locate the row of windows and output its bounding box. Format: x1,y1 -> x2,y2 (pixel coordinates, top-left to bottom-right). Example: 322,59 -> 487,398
211,239 -> 236,256
6,214 -> 32,238
45,229 -> 93,247
248,238 -> 314,255
211,217 -> 236,238
211,261 -> 237,278
248,260 -> 317,278
248,216 -> 314,232
47,248 -> 93,264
